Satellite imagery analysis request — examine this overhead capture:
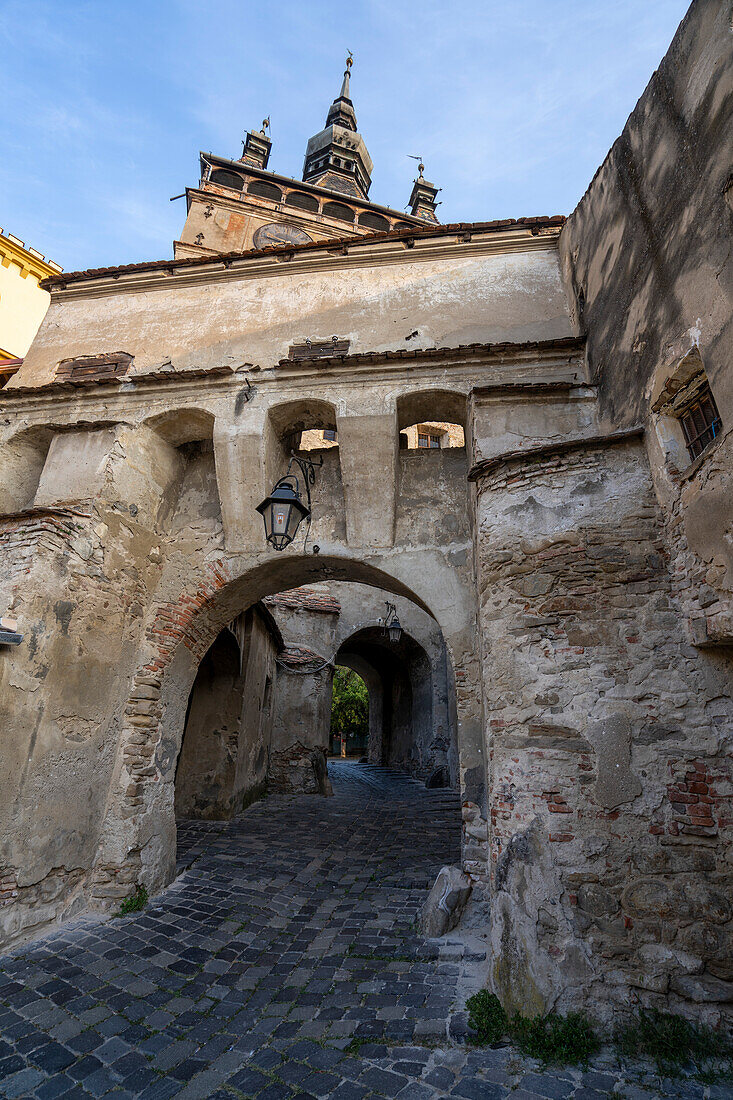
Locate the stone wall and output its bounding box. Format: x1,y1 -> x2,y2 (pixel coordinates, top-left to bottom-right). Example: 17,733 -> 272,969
559,0 -> 733,645
530,0 -> 733,1021
476,436 -> 732,1023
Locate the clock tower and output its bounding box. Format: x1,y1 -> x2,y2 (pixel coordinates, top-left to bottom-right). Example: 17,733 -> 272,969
174,59 -> 436,259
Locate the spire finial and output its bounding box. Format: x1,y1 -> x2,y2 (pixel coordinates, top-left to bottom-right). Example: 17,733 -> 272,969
261,117 -> 270,135
340,51 -> 353,98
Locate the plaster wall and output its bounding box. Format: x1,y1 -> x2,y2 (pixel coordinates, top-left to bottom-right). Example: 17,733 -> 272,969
174,607 -> 277,820
175,629 -> 244,819
14,240 -> 572,386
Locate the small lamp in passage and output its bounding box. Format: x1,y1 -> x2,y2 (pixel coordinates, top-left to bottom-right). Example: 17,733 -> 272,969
384,602 -> 403,644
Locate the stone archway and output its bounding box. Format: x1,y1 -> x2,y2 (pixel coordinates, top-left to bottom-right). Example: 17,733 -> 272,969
90,550 -> 485,903
335,627 -> 443,780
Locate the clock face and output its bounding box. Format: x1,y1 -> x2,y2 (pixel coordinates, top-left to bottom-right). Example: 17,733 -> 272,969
253,222 -> 313,249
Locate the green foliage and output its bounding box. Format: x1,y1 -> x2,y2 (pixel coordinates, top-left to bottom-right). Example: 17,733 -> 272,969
115,884 -> 148,918
465,995 -> 731,1080
614,1008 -> 733,1078
466,991 -> 508,1045
510,1010 -> 599,1066
465,991 -> 598,1065
330,666 -> 368,739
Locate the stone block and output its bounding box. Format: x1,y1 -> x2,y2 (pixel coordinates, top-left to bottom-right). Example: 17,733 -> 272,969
420,865 -> 472,938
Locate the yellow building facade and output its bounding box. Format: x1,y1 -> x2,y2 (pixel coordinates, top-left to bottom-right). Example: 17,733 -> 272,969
0,228 -> 62,381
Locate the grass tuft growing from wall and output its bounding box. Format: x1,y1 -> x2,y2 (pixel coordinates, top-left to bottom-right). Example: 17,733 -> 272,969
115,884 -> 148,918
614,1008 -> 733,1078
466,992 -> 508,1046
465,993 -> 733,1080
466,991 -> 598,1065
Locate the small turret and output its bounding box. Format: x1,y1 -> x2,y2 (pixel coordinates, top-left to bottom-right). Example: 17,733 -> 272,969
408,161 -> 440,223
241,119 -> 272,170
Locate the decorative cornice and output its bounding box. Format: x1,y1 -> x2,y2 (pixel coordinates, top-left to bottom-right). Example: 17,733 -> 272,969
40,218 -> 565,297
467,427 -> 644,483
3,339 -> 583,415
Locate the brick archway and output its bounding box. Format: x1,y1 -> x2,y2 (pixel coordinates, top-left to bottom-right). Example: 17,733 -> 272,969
91,549 -> 485,903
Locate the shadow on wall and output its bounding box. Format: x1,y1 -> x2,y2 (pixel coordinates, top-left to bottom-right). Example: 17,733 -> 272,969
174,605 -> 277,820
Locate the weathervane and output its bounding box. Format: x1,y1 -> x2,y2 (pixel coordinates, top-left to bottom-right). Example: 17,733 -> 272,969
408,154 -> 425,178
346,50 -> 353,70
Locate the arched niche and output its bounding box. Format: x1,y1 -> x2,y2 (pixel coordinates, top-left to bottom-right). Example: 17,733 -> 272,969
396,389 -> 468,434
209,169 -> 244,191
265,398 -> 344,544
144,408 -> 215,447
0,425 -> 54,514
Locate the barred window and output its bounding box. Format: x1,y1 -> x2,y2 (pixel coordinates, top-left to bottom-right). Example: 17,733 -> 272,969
679,383 -> 722,459
417,432 -> 441,449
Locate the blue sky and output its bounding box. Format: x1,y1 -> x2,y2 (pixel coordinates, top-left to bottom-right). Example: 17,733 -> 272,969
1,0 -> 690,273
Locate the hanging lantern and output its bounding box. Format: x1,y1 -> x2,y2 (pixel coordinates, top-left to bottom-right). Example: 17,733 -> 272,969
256,476 -> 310,551
387,613 -> 403,644
383,602 -> 403,644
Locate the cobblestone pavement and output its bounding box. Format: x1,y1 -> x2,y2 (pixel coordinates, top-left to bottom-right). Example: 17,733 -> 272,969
0,763 -> 723,1099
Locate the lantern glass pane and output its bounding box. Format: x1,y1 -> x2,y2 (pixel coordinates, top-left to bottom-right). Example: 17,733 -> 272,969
273,503 -> 291,538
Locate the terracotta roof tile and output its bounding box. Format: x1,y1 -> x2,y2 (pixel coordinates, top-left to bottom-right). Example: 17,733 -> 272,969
277,335 -> 585,369
3,364 -> 233,399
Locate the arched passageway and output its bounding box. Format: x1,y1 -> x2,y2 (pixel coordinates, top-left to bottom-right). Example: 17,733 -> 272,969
173,579 -> 460,827
328,666 -> 369,759
91,550 -> 483,901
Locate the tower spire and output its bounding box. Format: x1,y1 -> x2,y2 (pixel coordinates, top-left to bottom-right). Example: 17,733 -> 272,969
302,53 -> 373,199
325,52 -> 357,132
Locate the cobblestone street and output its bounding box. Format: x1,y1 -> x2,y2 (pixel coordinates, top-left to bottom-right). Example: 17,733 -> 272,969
0,764 -> 721,1099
